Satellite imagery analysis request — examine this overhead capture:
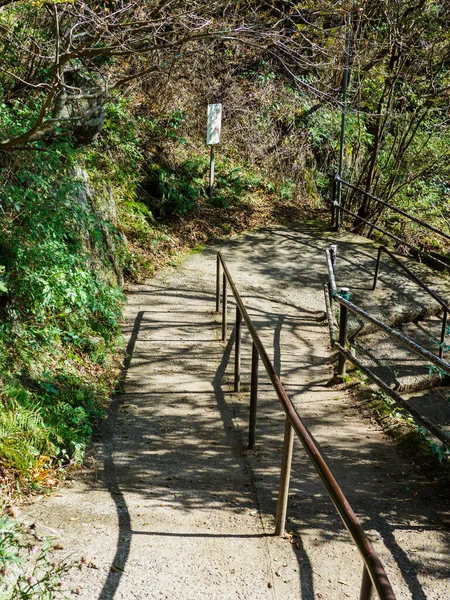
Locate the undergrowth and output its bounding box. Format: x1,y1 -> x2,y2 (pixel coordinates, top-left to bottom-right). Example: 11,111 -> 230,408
0,141 -> 124,496
0,514 -> 70,599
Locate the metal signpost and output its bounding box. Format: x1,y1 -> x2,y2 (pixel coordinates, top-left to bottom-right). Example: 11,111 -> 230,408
335,12 -> 352,231
206,103 -> 222,201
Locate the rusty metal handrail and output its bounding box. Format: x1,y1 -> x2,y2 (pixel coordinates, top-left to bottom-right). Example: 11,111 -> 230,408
336,203 -> 450,271
373,245 -> 449,358
216,251 -> 396,600
336,176 -> 450,244
332,176 -> 450,272
326,250 -> 450,375
325,248 -> 450,448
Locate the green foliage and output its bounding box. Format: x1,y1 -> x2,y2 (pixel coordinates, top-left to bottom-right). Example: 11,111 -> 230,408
212,163 -> 262,208
0,386 -> 55,475
142,157 -> 206,217
279,179 -> 296,201
0,515 -> 69,599
430,441 -> 449,463
0,134 -> 124,484
368,387 -> 450,465
143,108 -> 187,144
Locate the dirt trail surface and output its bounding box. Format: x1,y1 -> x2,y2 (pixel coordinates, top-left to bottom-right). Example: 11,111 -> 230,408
24,222 -> 450,599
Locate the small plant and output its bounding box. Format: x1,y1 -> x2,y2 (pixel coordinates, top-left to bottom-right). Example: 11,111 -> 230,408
430,441 -> 448,463
279,179 -> 296,201
212,164 -> 262,208
0,515 -> 70,599
140,157 -> 207,217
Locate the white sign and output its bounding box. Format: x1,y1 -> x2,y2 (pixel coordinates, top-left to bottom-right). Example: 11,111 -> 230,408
206,103 -> 222,145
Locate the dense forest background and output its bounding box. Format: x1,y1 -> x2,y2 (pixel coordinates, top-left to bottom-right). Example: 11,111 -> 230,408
0,0 -> 449,518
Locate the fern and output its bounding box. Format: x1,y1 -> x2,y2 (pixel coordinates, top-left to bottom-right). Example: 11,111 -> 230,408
0,387 -> 56,475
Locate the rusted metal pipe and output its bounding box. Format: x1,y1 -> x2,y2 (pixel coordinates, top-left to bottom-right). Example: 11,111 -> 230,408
222,273 -> 227,341
331,175 -> 337,228
325,249 -> 450,375
373,246 -> 450,315
337,204 -> 449,271
338,287 -> 350,377
325,248 -> 338,293
216,254 -> 221,313
324,284 -> 336,343
338,293 -> 450,375
440,310 -> 448,360
336,175 -> 450,243
234,307 -> 242,392
360,565 -> 375,600
334,341 -> 450,447
275,418 -> 295,536
373,246 -> 382,291
330,244 -> 337,277
217,251 -> 396,600
249,342 -> 259,449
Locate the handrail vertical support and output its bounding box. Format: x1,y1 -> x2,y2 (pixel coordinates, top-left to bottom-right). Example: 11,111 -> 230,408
440,309 -> 448,359
337,288 -> 350,377
249,342 -> 259,449
216,254 -> 221,313
275,418 -> 295,536
222,273 -> 227,341
335,175 -> 341,232
331,175 -> 337,229
359,565 -> 375,600
234,307 -> 242,392
373,246 -> 383,291
329,246 -> 337,308
330,244 -> 337,276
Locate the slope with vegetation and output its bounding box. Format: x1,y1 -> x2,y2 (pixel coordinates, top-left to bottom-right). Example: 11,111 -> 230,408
0,1 -> 450,595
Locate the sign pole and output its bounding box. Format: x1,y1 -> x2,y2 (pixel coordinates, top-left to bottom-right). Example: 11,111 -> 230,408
336,12 -> 351,231
209,144 -> 215,201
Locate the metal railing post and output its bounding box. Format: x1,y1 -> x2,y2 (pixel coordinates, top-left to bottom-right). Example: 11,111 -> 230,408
373,246 -> 383,291
330,244 -> 337,276
360,565 -> 375,600
337,287 -> 350,377
328,245 -> 338,308
335,174 -> 341,232
222,273 -> 227,341
331,175 -> 337,228
440,309 -> 448,359
216,255 -> 221,312
234,307 -> 242,392
249,342 -> 259,449
275,417 -> 295,536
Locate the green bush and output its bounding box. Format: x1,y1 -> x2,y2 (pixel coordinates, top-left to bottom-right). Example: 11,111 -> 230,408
140,157 -> 207,217
0,137 -> 124,484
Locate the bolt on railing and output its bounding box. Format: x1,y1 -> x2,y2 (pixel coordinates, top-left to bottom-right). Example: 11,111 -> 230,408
216,252 -> 396,600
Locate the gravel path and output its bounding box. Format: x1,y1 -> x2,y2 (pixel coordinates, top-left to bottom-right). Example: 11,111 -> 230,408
24,223 -> 450,599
